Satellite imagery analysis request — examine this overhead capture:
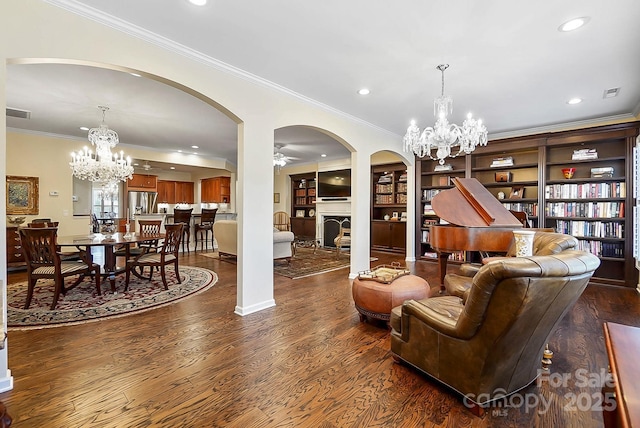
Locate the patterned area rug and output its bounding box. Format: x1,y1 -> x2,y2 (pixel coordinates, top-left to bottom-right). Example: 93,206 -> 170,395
274,247 -> 350,279
7,266 -> 217,330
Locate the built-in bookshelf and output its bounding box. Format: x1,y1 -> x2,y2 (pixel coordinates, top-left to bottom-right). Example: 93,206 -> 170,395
414,122 -> 640,287
290,172 -> 317,239
416,156 -> 466,262
371,163 -> 407,253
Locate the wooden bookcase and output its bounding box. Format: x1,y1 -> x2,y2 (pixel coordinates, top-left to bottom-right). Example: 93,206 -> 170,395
371,163 -> 407,252
290,173 -> 316,239
413,122 -> 640,287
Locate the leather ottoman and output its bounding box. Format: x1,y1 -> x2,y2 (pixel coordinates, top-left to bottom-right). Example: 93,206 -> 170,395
352,275 -> 429,324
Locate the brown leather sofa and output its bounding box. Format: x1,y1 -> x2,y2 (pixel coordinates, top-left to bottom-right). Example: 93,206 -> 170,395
390,249 -> 600,411
447,231 -> 579,299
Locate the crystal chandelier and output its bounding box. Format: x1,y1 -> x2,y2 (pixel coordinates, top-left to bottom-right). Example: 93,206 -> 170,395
403,64 -> 488,165
273,145 -> 288,174
70,106 -> 134,183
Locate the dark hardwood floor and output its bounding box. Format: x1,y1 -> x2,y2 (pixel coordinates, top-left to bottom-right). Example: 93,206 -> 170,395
1,249 -> 639,427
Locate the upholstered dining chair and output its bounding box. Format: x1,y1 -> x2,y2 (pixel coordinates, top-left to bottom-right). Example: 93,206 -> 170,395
125,223 -> 183,290
195,208 -> 217,252
273,211 -> 291,231
172,208 -> 193,253
19,227 -> 101,309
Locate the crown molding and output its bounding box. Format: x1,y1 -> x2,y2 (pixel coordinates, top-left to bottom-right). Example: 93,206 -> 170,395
42,0 -> 399,139
489,113 -> 637,141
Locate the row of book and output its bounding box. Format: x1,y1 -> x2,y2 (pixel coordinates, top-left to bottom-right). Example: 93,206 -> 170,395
501,202 -> 538,217
553,220 -> 624,239
375,183 -> 393,193
375,194 -> 394,204
396,182 -> 408,193
396,194 -> 407,204
545,201 -> 624,218
575,240 -> 623,258
545,182 -> 625,199
422,189 -> 441,202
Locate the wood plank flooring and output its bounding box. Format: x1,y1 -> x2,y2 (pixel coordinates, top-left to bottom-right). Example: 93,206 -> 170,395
1,250 -> 639,427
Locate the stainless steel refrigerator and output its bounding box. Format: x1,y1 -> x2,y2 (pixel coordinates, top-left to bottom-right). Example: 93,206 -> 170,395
128,191 -> 158,215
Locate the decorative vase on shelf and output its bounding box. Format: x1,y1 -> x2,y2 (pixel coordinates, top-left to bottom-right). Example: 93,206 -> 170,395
384,214 -> 390,221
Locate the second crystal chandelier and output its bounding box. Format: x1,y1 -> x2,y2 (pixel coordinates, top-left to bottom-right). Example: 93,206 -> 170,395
403,64 -> 488,165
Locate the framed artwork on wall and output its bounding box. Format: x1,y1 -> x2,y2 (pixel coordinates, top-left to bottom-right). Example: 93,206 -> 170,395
6,176 -> 39,215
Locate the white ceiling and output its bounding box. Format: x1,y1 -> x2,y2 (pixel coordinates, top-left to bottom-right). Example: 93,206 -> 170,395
7,0 -> 640,171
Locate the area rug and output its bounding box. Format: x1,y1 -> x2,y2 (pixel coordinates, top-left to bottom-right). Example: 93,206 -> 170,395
7,266 -> 217,330
274,247 -> 351,279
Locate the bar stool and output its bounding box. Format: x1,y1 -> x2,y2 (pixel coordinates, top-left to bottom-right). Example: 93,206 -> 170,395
195,208 -> 217,252
172,208 -> 193,253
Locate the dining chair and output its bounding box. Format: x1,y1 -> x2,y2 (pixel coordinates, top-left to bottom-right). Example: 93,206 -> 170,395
273,211 -> 291,231
19,227 -> 101,309
27,221 -> 59,228
194,208 -> 218,252
125,223 -> 183,290
114,220 -> 163,271
172,208 -> 193,253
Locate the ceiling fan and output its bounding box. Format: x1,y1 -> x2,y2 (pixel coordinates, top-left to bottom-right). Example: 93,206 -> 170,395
136,161 -> 157,172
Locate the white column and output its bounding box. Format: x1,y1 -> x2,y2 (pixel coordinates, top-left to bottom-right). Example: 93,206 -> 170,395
234,121 -> 276,315
0,63 -> 14,391
349,151 -> 371,278
405,162 -> 416,262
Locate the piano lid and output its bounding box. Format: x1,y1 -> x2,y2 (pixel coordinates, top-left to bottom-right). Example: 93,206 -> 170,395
431,178 -> 523,228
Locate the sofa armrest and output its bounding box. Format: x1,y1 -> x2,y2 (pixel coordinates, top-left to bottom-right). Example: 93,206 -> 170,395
274,231 -> 294,243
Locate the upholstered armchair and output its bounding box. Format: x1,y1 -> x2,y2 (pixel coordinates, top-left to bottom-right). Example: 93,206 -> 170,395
213,220 -> 294,261
390,249 -> 600,413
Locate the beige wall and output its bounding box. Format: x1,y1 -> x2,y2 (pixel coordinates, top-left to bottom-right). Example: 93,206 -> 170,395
7,131 -> 235,235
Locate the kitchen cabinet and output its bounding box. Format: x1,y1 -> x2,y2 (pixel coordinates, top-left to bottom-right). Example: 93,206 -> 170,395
126,174 -> 158,192
201,177 -> 231,203
157,180 -> 176,204
157,180 -> 193,204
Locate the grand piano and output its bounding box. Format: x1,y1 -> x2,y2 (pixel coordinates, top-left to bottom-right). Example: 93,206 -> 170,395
429,177 -> 523,288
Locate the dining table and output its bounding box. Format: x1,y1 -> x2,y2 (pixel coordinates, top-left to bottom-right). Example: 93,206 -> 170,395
57,231 -> 164,293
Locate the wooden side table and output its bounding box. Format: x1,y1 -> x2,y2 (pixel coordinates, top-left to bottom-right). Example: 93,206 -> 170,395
603,322 -> 640,427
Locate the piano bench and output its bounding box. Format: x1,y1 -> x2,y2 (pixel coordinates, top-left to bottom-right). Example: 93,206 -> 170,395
352,275 -> 430,326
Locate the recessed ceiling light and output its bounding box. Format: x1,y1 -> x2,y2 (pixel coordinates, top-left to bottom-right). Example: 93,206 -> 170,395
170,167 -> 176,170
130,72 -> 141,77
188,0 -> 207,5
567,97 -> 583,105
358,88 -> 370,95
79,126 -> 89,131
191,145 -> 199,149
559,17 -> 590,32
193,152 -> 198,155
321,154 -> 327,157
177,150 -> 183,153
133,163 -> 139,166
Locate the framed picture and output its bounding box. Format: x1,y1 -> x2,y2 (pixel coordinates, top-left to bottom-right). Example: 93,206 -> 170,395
273,193 -> 280,203
509,186 -> 525,199
296,209 -> 305,217
6,176 -> 39,215
392,211 -> 399,219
